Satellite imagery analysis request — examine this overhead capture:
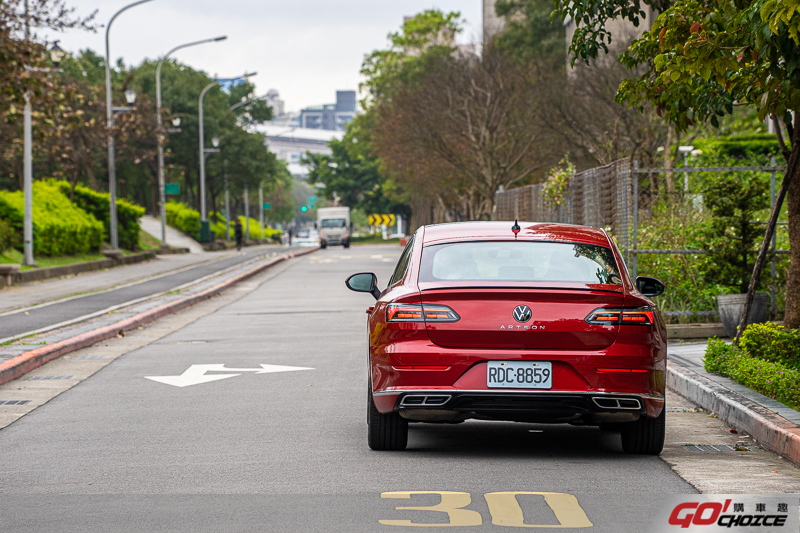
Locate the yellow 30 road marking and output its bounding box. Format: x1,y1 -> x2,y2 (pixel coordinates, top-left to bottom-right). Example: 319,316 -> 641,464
380,492 -> 483,527
484,492 -> 593,528
380,491 -> 593,528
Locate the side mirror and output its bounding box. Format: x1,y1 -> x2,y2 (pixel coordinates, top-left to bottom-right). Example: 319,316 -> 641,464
636,276 -> 665,297
346,272 -> 381,300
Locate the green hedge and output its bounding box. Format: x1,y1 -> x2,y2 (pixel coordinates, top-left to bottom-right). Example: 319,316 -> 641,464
738,323 -> 800,370
0,218 -> 18,254
0,181 -> 104,256
57,181 -> 145,250
210,213 -> 282,241
166,201 -> 201,240
704,336 -> 800,411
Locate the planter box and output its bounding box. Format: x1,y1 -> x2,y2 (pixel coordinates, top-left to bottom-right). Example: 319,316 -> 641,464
717,293 -> 769,338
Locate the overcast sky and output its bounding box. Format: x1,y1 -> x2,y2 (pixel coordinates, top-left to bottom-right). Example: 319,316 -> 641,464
42,1 -> 483,112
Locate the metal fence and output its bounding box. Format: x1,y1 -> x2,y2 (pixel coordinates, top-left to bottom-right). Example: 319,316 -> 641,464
494,158 -> 790,317
494,159 -> 633,251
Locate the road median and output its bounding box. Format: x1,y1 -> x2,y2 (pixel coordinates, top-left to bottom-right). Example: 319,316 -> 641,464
667,359 -> 800,466
0,247 -> 318,387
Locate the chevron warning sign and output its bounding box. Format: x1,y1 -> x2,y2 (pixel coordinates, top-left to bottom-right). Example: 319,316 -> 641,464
369,214 -> 396,226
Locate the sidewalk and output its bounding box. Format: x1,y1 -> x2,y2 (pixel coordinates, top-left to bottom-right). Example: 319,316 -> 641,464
667,342 -> 800,465
668,342 -> 800,424
0,252 -> 232,313
139,215 -> 205,254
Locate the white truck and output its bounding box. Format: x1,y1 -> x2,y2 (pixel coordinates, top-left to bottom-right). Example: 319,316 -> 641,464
317,207 -> 351,249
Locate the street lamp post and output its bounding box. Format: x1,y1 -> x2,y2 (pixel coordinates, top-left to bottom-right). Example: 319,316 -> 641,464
106,0 -> 155,250
259,184 -> 264,240
22,42 -> 66,267
155,36 -> 226,247
198,72 -> 256,224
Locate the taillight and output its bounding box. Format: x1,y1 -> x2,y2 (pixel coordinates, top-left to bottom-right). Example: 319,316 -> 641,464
386,303 -> 460,323
585,307 -> 655,326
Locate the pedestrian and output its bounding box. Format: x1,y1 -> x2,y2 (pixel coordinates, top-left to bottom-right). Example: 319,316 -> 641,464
234,220 -> 243,251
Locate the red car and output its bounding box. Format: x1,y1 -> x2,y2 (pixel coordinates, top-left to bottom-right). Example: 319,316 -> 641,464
346,221 -> 666,454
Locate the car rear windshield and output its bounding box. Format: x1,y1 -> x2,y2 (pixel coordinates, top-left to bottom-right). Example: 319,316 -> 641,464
321,218 -> 346,228
419,241 -> 622,285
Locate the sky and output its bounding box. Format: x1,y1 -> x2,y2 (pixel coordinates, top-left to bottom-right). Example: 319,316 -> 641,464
42,0 -> 483,113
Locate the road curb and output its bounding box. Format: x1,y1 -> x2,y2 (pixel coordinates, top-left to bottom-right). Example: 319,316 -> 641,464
0,247 -> 318,387
667,360 -> 800,466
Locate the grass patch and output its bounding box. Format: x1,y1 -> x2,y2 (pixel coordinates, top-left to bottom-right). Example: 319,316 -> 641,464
138,229 -> 161,250
351,234 -> 401,245
1,248 -> 112,271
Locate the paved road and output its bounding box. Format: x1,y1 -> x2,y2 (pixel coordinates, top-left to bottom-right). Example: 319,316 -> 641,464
0,245 -> 704,532
0,245 -> 291,340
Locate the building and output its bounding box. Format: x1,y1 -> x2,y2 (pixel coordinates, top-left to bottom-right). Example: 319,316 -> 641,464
564,6 -> 655,69
258,124 -> 343,179
483,0 -> 506,41
298,91 -> 357,131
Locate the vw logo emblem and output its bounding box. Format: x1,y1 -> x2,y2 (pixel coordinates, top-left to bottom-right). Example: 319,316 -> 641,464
513,305 -> 532,323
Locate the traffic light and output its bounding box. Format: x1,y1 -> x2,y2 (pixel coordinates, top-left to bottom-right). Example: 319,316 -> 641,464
301,206 -> 308,212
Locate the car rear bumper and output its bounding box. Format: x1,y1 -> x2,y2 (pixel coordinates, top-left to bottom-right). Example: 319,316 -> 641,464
373,389 -> 664,423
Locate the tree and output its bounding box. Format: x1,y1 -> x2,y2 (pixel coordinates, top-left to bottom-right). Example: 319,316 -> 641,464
376,47 -> 555,219
554,0 -> 800,329
304,113 -> 409,219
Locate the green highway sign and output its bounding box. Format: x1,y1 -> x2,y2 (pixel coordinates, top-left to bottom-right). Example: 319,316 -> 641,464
263,203 -> 271,210
165,183 -> 180,195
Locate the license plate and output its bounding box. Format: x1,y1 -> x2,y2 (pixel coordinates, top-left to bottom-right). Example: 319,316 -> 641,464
487,361 -> 552,389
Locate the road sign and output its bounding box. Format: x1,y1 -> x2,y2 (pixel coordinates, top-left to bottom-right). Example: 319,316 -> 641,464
145,363 -> 314,388
308,195 -> 318,209
263,203 -> 271,210
369,214 -> 397,226
165,183 -> 180,195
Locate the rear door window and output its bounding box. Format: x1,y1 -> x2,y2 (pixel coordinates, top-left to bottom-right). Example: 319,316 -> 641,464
419,241 -> 621,285
388,237 -> 415,287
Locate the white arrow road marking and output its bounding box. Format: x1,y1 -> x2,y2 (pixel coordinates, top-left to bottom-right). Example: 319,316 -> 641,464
145,364 -> 314,388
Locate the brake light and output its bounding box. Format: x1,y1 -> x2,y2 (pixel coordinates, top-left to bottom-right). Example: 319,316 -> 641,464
386,303 -> 460,323
585,307 -> 655,326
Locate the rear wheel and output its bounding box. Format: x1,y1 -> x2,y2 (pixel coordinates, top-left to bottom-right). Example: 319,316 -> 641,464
620,409 -> 665,455
367,389 -> 408,451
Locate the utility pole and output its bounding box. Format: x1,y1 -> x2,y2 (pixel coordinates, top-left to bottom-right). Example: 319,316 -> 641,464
259,184 -> 264,240
22,1 -> 34,266
224,159 -> 230,240
244,187 -> 250,242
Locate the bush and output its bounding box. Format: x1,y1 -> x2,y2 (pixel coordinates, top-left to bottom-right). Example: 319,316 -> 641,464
703,338 -> 800,410
0,218 -> 19,255
57,181 -> 145,250
165,202 -> 201,240
0,181 -> 104,256
210,213 -> 282,241
738,323 -> 800,370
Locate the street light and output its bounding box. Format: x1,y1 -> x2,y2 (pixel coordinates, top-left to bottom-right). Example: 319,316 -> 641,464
106,0 -> 156,251
155,36 -> 227,247
199,72 -> 256,225
21,42 -> 67,266
49,41 -> 66,67
212,137 -> 220,148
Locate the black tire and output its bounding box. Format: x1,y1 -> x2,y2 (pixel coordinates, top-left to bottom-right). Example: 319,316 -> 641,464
367,389 -> 408,451
620,409 -> 666,455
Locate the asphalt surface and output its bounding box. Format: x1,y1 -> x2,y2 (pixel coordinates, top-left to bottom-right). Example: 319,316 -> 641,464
0,245 -> 291,340
0,245 -> 698,532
